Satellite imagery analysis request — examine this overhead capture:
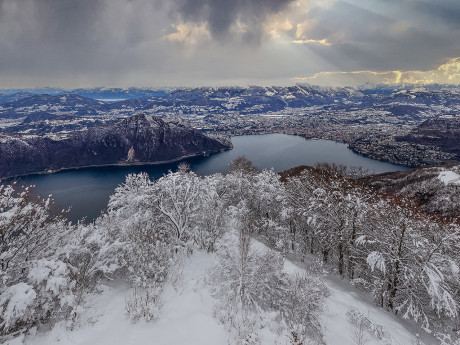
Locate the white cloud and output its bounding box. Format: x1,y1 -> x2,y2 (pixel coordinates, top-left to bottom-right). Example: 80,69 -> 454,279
293,57 -> 460,86
166,22 -> 211,47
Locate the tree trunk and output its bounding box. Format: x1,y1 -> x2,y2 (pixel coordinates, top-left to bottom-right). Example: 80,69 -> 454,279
290,220 -> 296,252
322,249 -> 329,264
388,224 -> 406,312
348,217 -> 357,279
338,242 -> 344,276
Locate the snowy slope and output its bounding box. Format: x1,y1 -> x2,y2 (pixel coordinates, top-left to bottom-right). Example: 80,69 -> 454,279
11,249 -> 437,345
438,170 -> 460,185
22,252 -> 228,345
285,260 -> 435,345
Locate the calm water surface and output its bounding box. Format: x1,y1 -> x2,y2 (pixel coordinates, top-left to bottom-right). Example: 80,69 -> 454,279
16,134 -> 409,222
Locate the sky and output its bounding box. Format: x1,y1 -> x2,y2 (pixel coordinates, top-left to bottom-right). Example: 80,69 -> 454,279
0,0 -> 459,88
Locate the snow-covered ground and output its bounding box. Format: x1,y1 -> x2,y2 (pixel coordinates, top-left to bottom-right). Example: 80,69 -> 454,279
438,170 -> 460,185
10,249 -> 436,345
286,259 -> 435,345
20,252 -> 227,345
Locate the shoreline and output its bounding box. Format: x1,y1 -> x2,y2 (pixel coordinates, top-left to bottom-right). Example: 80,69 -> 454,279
1,148 -> 228,181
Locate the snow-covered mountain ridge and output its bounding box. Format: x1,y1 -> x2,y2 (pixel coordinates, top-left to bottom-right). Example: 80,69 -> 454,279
0,113 -> 230,178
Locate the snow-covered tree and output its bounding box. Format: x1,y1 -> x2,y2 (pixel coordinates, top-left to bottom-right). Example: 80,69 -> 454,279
357,199 -> 460,329
155,164 -> 201,250
99,172 -> 173,287
285,167 -> 370,277
0,183 -> 79,338
280,274 -> 329,345
193,174 -> 227,252
0,183 -> 67,277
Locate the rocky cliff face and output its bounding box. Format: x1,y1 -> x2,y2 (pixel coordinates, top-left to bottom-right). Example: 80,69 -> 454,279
0,114 -> 230,178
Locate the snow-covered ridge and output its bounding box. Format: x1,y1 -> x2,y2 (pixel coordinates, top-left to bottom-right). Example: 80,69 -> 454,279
366,163 -> 460,216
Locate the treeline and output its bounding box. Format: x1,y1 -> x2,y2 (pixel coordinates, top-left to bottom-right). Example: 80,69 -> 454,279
1,159 -> 459,344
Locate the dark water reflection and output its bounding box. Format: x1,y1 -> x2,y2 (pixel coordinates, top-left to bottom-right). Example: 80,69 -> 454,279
15,134 -> 408,222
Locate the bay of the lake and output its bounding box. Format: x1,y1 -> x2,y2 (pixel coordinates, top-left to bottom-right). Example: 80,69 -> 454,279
16,134 -> 409,222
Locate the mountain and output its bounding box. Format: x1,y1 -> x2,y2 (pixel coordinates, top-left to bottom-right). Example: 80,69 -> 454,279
1,86 -> 459,125
376,89 -> 460,107
159,85 -> 365,111
362,162 -> 460,216
73,87 -> 169,100
397,114 -> 460,158
0,91 -> 36,104
0,113 -> 230,178
0,93 -> 105,119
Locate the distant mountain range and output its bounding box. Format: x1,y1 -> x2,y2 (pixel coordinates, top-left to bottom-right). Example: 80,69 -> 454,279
1,85 -> 459,171
0,114 -> 230,178
2,83 -> 459,98
0,87 -> 169,100
1,85 -> 459,122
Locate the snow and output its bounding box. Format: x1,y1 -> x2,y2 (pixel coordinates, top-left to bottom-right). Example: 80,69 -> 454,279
0,283 -> 37,329
24,252 -> 228,345
14,250 -> 436,345
260,114 -> 288,118
283,259 -> 435,345
438,170 -> 460,185
324,278 -> 415,345
366,251 -> 386,274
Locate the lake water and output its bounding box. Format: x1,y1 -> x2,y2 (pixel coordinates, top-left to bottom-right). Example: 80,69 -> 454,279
16,134 -> 409,222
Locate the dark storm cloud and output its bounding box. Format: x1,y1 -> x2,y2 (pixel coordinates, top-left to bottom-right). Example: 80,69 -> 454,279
0,0 -> 294,45
0,0 -> 294,83
0,0 -> 104,65
0,0 -> 167,82
0,0 -> 103,42
380,0 -> 460,29
297,0 -> 460,72
0,0 -> 300,88
36,0 -> 103,38
415,0 -> 460,29
0,0 -> 459,87
168,0 -> 294,41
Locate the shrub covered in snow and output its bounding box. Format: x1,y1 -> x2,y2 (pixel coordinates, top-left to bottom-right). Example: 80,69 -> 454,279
210,214 -> 329,345
0,184 -> 86,339
97,173 -> 174,287
125,285 -> 163,322
280,273 -> 329,345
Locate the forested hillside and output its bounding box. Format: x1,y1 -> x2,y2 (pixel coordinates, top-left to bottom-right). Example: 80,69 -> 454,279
363,163 -> 460,217
0,114 -> 230,178
1,160 -> 459,344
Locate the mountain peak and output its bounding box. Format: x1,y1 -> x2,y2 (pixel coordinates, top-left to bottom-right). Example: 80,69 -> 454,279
0,114 -> 230,178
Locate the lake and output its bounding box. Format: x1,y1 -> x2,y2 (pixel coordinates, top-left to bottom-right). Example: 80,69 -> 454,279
16,134 -> 409,222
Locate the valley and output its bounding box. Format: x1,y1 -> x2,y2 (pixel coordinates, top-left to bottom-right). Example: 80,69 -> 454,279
1,85 -> 459,168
